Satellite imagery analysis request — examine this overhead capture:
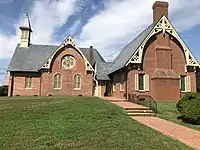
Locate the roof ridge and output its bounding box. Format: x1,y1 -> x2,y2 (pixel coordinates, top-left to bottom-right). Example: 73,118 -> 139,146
29,44 -> 58,47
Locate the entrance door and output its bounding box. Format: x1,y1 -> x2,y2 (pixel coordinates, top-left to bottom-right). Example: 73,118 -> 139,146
105,81 -> 112,96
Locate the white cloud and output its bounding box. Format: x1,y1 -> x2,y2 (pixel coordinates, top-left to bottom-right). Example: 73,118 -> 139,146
29,0 -> 82,44
75,0 -> 200,61
0,0 -> 82,59
68,19 -> 81,36
0,0 -> 200,62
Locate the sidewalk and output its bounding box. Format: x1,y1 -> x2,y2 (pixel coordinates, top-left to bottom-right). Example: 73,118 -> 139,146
133,116 -> 200,150
110,100 -> 200,150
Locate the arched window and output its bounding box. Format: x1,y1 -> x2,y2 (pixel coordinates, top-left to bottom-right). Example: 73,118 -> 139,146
54,74 -> 61,89
74,74 -> 81,89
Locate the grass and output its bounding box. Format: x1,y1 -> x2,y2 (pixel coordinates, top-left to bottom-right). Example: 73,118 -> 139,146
0,96 -> 191,150
157,101 -> 200,131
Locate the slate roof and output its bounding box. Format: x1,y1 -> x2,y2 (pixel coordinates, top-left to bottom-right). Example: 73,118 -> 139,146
109,24 -> 154,74
8,44 -> 58,72
8,44 -> 105,72
96,62 -> 113,80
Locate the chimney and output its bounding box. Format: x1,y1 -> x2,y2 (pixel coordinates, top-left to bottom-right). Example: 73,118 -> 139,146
153,1 -> 169,23
90,46 -> 93,65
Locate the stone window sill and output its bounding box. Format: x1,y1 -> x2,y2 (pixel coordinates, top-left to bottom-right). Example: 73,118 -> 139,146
54,88 -> 61,90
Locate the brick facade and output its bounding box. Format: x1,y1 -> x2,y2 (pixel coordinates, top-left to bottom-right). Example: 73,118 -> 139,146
110,32 -> 197,100
8,72 -> 41,96
9,46 -> 93,96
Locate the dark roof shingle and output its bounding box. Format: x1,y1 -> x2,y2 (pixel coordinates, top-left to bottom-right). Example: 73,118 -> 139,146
8,44 -> 105,72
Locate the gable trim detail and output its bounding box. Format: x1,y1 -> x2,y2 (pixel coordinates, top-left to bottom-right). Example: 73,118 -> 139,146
40,36 -> 94,72
125,15 -> 200,67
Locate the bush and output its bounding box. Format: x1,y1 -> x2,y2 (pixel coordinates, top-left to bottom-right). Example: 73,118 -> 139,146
176,92 -> 200,124
0,86 -> 8,96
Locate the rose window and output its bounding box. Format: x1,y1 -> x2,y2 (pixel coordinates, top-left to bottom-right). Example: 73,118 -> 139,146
62,56 -> 75,69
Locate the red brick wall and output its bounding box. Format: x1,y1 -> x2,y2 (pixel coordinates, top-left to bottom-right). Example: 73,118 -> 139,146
151,78 -> 180,100
188,72 -> 196,92
11,72 -> 41,96
41,46 -> 93,96
112,71 -> 127,99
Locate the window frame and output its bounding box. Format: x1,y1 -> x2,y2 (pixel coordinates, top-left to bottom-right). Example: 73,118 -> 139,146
113,82 -> 116,92
180,75 -> 186,92
53,74 -> 61,89
138,73 -> 145,91
25,76 -> 32,89
74,74 -> 81,90
62,55 -> 76,69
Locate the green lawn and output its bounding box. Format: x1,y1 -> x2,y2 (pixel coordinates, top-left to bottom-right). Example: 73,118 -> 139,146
0,96 -> 191,150
157,101 -> 200,131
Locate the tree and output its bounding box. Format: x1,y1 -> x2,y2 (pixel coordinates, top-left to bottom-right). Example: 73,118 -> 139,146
0,86 -> 8,96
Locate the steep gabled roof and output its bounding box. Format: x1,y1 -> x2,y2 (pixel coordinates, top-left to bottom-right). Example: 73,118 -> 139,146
8,44 -> 105,72
109,24 -> 154,74
96,62 -> 113,80
8,44 -> 57,72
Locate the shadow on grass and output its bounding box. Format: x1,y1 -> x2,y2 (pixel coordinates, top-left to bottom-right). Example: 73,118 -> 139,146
177,115 -> 200,125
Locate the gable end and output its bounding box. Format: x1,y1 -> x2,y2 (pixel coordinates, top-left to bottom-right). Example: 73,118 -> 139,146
125,15 -> 200,69
40,36 -> 94,72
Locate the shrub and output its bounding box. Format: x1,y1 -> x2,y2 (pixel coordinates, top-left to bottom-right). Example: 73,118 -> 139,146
0,86 -> 8,96
177,92 -> 200,124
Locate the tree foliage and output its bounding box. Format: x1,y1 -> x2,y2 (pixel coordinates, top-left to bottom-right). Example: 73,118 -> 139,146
177,92 -> 200,125
0,86 -> 8,96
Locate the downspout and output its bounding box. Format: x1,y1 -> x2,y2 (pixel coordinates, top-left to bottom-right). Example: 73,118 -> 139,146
10,73 -> 14,97
126,70 -> 129,100
39,71 -> 42,96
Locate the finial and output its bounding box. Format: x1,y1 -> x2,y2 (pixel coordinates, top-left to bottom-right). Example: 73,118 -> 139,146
19,12 -> 32,32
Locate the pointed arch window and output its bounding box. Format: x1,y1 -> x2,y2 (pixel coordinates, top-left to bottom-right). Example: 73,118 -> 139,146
54,74 -> 61,89
74,74 -> 81,90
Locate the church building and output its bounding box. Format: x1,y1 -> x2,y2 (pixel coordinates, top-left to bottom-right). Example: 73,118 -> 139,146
7,1 -> 199,100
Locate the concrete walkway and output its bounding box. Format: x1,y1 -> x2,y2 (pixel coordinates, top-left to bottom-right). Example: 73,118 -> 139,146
110,100 -> 200,150
112,101 -> 148,109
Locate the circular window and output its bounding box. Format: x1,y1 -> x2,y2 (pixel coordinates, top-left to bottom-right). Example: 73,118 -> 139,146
62,56 -> 75,69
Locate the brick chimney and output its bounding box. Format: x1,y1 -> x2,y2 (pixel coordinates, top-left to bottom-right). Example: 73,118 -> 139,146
153,1 -> 169,23
90,46 -> 93,65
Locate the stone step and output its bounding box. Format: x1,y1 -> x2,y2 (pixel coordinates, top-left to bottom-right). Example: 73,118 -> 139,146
125,109 -> 153,113
108,100 -> 128,102
123,107 -> 150,110
127,112 -> 157,117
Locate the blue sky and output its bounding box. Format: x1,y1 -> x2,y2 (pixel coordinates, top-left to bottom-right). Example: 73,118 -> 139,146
0,0 -> 200,85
